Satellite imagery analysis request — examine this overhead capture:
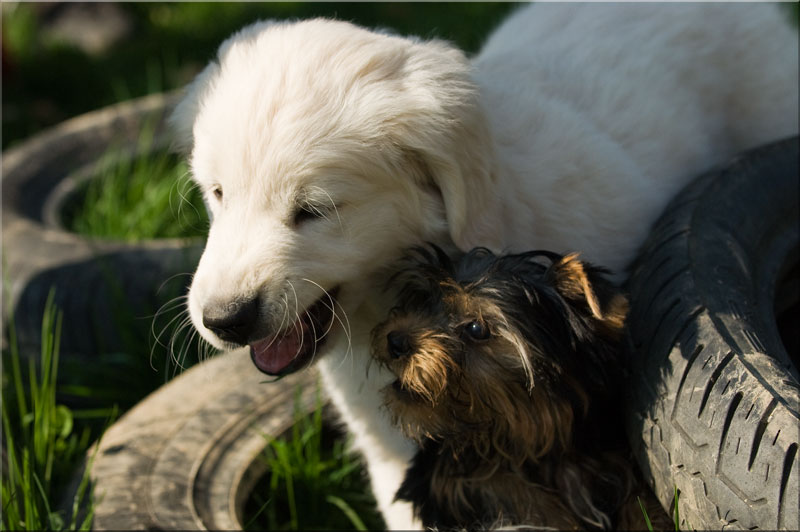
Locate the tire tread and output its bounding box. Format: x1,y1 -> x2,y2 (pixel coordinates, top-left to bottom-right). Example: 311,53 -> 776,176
626,138 -> 800,530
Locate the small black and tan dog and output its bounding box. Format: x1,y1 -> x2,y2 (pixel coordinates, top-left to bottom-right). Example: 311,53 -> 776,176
371,244 -> 647,530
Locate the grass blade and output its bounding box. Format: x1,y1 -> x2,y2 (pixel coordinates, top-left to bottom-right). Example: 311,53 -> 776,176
326,495 -> 368,531
637,496 -> 654,532
1,289 -> 102,531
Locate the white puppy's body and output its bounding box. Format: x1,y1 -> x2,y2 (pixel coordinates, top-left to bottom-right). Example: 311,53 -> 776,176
468,4 -> 798,272
172,4 -> 798,528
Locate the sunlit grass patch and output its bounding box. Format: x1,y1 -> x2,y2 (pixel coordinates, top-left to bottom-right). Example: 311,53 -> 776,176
62,127 -> 207,242
244,390 -> 385,531
1,291 -> 98,531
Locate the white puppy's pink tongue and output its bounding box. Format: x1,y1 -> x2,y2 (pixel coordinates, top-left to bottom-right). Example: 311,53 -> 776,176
249,320 -> 308,375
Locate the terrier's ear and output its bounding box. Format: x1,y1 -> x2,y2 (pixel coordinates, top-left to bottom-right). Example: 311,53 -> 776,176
545,253 -> 628,330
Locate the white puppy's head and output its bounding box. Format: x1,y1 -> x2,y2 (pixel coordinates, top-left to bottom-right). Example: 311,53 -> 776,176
171,18 -> 495,375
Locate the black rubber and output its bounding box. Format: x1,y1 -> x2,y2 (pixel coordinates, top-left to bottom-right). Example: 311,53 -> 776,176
625,137 -> 799,530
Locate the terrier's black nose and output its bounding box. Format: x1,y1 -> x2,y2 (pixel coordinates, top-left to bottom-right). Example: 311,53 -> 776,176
202,297 -> 259,345
386,331 -> 413,359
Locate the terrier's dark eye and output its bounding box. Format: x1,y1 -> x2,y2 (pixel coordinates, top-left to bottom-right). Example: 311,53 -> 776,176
465,321 -> 490,340
211,186 -> 223,201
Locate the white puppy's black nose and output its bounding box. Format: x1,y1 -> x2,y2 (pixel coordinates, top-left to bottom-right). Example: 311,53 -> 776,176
202,297 -> 259,345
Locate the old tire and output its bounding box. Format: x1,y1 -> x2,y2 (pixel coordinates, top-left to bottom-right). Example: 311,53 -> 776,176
625,137 -> 799,530
90,348 -> 318,530
1,92 -> 202,358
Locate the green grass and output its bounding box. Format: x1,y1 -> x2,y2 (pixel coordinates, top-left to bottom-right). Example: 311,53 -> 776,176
639,485 -> 685,531
1,291 -> 97,531
244,389 -> 385,531
62,126 -> 208,242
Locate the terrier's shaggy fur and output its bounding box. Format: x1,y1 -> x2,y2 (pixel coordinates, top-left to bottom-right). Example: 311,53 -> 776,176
372,245 -> 639,530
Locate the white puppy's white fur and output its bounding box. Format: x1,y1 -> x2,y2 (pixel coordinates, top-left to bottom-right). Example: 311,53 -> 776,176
172,4 -> 798,528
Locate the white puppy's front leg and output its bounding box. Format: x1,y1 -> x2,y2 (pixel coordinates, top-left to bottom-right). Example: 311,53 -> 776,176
317,337 -> 421,530
359,443 -> 419,530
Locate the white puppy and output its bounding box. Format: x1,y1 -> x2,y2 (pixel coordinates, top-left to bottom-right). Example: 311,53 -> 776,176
172,4 -> 798,528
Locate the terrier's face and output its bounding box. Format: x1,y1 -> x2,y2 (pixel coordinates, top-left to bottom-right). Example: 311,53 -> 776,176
371,245 -> 628,460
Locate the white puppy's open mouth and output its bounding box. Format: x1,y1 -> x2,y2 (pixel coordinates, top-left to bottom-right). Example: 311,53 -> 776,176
248,287 -> 340,376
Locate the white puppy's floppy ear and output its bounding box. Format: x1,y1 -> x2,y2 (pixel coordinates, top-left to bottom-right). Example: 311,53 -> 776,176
417,115 -> 501,253
391,39 -> 501,252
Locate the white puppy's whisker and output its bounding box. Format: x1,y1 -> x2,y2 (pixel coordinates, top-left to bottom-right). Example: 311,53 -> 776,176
169,321 -> 194,364
286,280 -> 308,362
300,278 -> 338,338
150,295 -> 193,370
174,176 -> 205,226
301,278 -> 354,370
305,307 -> 318,366
258,292 -> 291,353
273,292 -> 292,344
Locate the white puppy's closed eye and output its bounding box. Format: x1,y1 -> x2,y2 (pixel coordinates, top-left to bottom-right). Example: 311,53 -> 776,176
292,188 -> 338,227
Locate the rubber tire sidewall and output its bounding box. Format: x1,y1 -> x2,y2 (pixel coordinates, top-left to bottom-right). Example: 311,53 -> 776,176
625,137 -> 799,531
